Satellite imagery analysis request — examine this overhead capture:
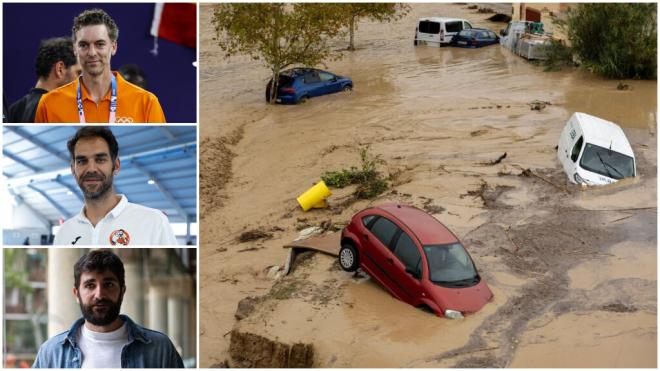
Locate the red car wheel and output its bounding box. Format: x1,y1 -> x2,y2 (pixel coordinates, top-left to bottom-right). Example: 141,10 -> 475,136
339,243 -> 359,272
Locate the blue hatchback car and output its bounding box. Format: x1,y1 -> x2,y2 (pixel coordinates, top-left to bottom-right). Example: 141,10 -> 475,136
450,28 -> 500,48
265,68 -> 353,104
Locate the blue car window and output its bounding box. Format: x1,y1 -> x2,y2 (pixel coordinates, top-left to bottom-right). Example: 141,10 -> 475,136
319,72 -> 335,82
478,31 -> 489,39
304,72 -> 321,84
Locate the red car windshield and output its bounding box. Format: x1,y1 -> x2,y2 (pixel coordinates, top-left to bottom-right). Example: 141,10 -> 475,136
423,243 -> 478,286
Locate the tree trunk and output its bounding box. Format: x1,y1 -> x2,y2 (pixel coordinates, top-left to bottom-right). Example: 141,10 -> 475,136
269,69 -> 280,104
349,15 -> 356,51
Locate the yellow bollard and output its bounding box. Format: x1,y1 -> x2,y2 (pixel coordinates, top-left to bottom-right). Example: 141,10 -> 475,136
297,181 -> 332,211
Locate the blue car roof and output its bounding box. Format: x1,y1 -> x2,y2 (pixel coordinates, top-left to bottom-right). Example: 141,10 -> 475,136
281,68 -> 320,77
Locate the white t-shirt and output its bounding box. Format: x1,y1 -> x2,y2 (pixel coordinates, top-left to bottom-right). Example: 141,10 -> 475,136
53,195 -> 178,246
78,322 -> 130,368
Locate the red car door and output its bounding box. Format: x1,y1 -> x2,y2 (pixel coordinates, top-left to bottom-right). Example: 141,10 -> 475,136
363,216 -> 415,303
389,230 -> 426,306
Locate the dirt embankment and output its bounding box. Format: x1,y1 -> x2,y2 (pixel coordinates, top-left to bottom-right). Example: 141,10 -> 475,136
199,3 -> 656,368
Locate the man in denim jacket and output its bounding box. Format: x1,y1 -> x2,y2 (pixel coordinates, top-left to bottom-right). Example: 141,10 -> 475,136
33,250 -> 184,368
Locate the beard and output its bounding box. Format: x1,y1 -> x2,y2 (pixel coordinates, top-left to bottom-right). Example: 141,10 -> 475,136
78,291 -> 123,326
83,60 -> 106,77
77,169 -> 114,200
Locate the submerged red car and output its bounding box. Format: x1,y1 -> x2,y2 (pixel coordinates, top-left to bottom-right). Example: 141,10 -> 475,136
339,204 -> 493,318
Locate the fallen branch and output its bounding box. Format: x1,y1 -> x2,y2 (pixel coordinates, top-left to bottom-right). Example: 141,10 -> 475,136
608,214 -> 634,223
437,345 -> 501,361
521,168 -> 567,192
563,207 -> 656,212
490,152 -> 507,165
504,226 -> 520,254
237,247 -> 261,253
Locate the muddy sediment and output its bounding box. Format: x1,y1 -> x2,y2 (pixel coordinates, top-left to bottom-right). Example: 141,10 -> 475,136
199,2 -> 656,368
229,330 -> 314,367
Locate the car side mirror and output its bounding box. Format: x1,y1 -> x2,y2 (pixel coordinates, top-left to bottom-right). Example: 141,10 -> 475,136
405,267 -> 421,279
332,77 -> 338,82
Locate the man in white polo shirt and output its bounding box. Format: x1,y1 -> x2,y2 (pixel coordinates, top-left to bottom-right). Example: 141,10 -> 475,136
54,126 -> 177,246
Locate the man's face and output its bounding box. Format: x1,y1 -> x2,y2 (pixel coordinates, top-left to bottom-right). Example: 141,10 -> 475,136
72,136 -> 119,200
74,270 -> 125,326
74,24 -> 117,77
63,63 -> 83,85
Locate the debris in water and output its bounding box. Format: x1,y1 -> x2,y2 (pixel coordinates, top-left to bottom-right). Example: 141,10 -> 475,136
235,296 -> 262,320
601,303 -> 637,313
616,82 -> 630,91
488,13 -> 512,22
237,229 -> 274,243
489,152 -> 507,165
528,100 -> 552,111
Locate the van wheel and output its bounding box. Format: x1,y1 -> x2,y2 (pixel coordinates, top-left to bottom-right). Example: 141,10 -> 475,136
298,95 -> 309,104
339,243 -> 359,272
414,39 -> 418,46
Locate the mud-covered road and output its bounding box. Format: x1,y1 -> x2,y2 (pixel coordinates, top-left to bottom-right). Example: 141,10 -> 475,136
199,3 -> 657,367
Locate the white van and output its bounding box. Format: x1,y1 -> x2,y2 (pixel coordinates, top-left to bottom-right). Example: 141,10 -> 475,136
557,112 -> 636,185
414,17 -> 473,47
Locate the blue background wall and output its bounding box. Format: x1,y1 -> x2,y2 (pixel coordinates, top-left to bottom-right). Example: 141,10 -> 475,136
3,3 -> 197,123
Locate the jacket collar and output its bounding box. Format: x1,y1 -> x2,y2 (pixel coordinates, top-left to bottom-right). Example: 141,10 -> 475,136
63,314 -> 150,347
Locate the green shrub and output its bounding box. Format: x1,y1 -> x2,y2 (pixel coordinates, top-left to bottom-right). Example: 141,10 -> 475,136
321,146 -> 388,199
565,3 -> 656,79
541,39 -> 574,72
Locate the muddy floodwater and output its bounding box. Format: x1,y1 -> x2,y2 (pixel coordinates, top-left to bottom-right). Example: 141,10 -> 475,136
199,3 -> 656,368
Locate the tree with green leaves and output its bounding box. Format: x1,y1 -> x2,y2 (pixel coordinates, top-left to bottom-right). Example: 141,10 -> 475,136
335,4 -> 411,50
561,3 -> 656,79
212,3 -> 346,103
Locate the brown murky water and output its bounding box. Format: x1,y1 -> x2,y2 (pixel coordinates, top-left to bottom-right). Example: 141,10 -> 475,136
199,3 -> 656,367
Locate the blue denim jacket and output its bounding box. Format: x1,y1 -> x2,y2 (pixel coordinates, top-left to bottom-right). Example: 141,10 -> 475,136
32,315 -> 184,368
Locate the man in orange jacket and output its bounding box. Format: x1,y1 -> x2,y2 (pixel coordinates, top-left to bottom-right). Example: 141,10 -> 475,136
35,8 -> 166,123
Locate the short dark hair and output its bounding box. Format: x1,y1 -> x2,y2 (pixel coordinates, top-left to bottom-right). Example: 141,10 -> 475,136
74,250 -> 125,290
67,126 -> 120,162
72,8 -> 119,42
35,37 -> 77,79
118,64 -> 147,89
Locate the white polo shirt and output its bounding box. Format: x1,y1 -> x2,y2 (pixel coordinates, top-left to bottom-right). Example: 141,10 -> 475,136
53,195 -> 178,246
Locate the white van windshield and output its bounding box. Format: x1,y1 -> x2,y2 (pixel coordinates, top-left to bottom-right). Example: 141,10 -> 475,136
580,142 -> 635,179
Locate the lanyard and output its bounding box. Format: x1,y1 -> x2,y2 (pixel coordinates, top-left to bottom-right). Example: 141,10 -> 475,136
76,74 -> 117,123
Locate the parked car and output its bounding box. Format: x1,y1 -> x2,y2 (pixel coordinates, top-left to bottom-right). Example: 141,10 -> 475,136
414,17 -> 473,47
265,68 -> 353,104
558,112 -> 636,185
450,28 -> 500,48
339,203 -> 493,319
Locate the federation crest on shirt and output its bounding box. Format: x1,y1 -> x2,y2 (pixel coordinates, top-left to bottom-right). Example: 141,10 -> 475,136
109,229 -> 131,245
